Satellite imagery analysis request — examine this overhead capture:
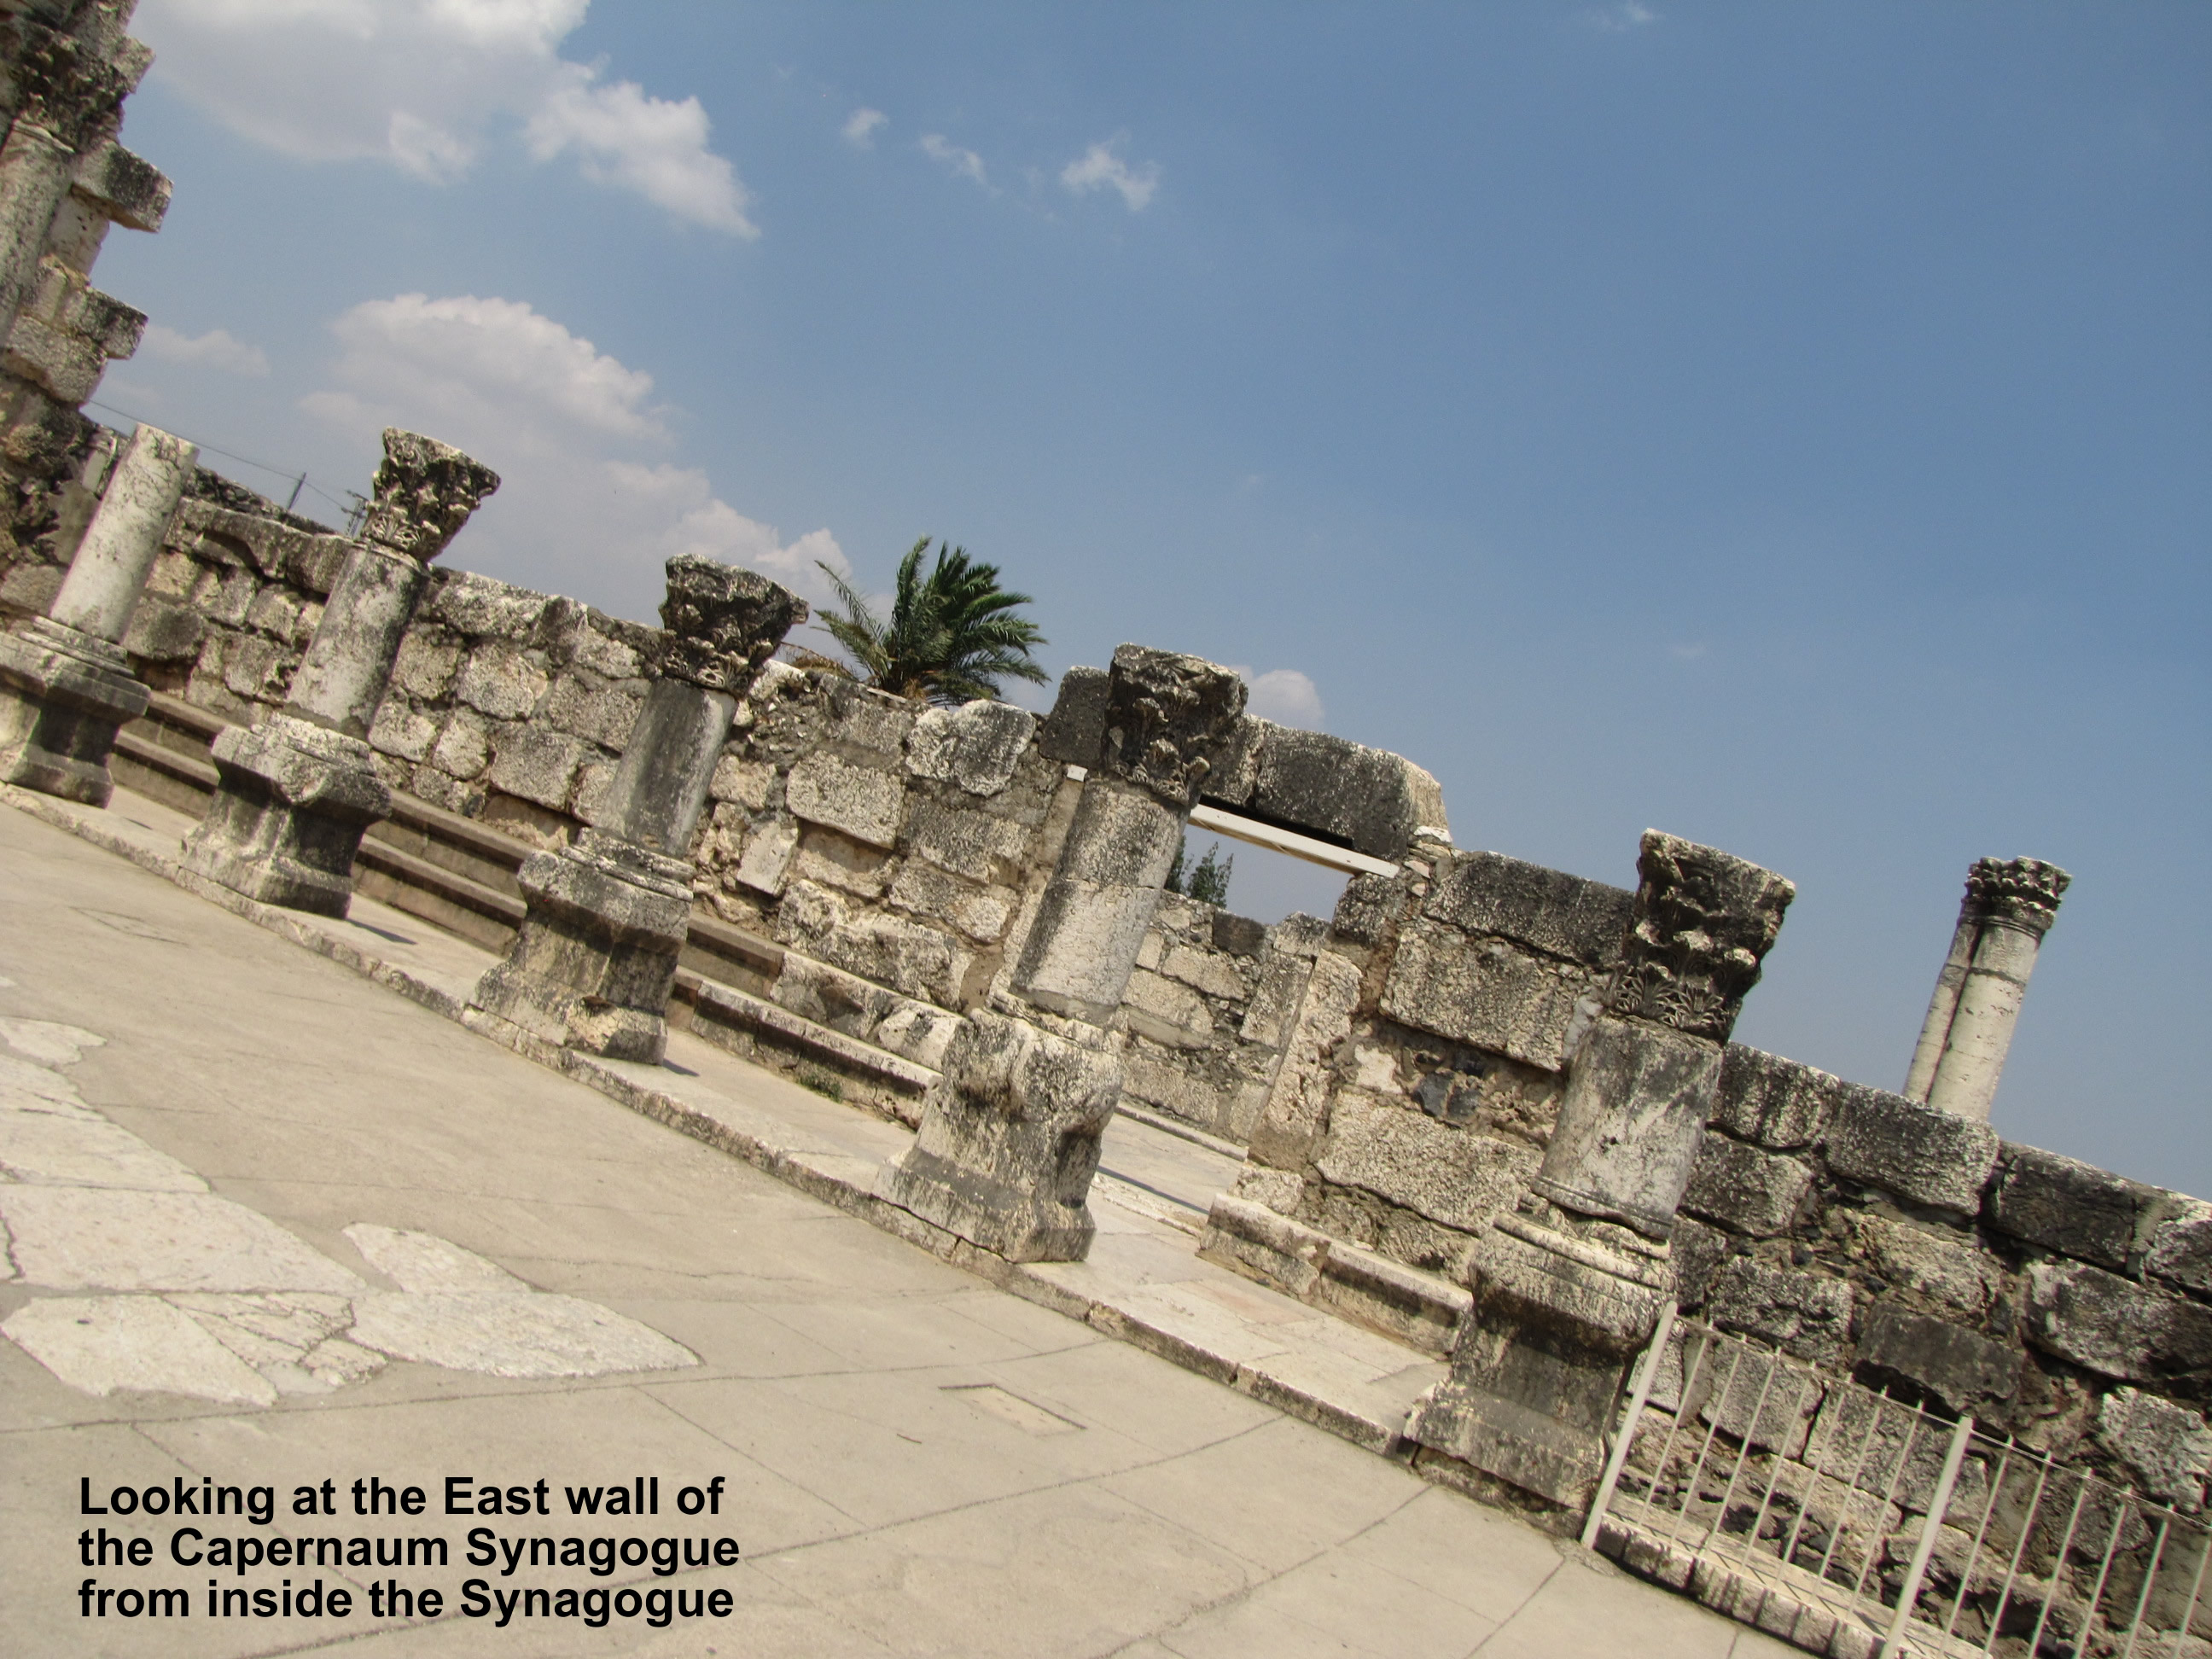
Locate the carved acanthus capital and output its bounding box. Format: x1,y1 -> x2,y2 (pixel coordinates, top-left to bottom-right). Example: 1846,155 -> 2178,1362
654,557 -> 805,693
1097,644 -> 1248,809
1964,856 -> 2070,937
1607,830 -> 1795,1044
356,430 -> 500,564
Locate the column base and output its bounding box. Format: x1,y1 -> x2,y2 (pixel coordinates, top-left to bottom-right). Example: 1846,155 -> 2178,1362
0,620 -> 150,806
1407,1208 -> 1670,1511
875,1008 -> 1122,1263
466,830 -> 693,1064
181,713 -> 393,917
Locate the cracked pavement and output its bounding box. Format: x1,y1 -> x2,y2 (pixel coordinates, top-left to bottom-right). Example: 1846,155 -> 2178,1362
0,800 -> 1794,1656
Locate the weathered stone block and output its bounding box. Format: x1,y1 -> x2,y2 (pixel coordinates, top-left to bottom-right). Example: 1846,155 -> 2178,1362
367,699 -> 436,763
1036,665 -> 1107,766
1711,1045 -> 1834,1150
1988,1143 -> 2158,1272
2146,1202 -> 2212,1295
1314,1094 -> 1536,1235
1681,1134 -> 1813,1237
1241,721 -> 1447,861
387,629 -> 460,701
1120,968 -> 1214,1050
1212,911 -> 1267,957
1331,869 -> 1412,947
2024,1261 -> 2212,1385
428,708 -> 492,780
731,812 -> 798,895
877,1010 -> 1123,1260
1821,1083 -> 2000,1214
1161,943 -> 1247,1002
1670,1216 -> 1734,1308
906,699 -> 1034,796
707,752 -> 778,811
433,571 -> 552,639
1423,849 -> 1634,969
1244,952 -> 1364,1171
1377,919 -> 1592,1069
821,679 -> 915,760
785,751 -> 904,849
791,827 -> 893,900
455,644 -> 549,720
543,674 -> 643,748
486,725 -> 586,811
1848,1215 -> 2005,1321
2095,1386 -> 2212,1509
1854,1305 -> 2018,1409
119,599 -> 205,664
1708,1259 -> 1855,1365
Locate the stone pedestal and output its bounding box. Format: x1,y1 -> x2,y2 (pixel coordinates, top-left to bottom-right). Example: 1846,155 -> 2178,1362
1410,831 -> 1793,1511
183,430 -> 498,916
0,422 -> 196,802
1905,857 -> 2069,1123
878,645 -> 1246,1261
467,560 -> 800,1063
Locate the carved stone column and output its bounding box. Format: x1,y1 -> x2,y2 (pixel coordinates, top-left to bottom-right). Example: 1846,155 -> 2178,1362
1905,856 -> 2069,1123
0,422 -> 195,801
466,559 -> 800,1064
876,644 -> 1247,1261
181,430 -> 497,915
1409,830 -> 1794,1511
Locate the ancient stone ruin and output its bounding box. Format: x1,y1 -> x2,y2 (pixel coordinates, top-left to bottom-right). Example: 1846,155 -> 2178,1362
3,10 -> 2205,1653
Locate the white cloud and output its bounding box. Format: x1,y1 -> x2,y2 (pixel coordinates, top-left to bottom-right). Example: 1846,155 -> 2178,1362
1060,137 -> 1159,212
525,64 -> 755,235
139,323 -> 271,377
301,292 -> 840,617
921,134 -> 990,190
311,293 -> 665,443
842,108 -> 887,148
1586,2 -> 1658,32
1238,668 -> 1325,729
132,0 -> 754,232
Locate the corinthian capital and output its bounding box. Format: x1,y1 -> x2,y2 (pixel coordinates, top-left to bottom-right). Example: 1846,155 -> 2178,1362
1608,830 -> 1795,1044
356,430 -> 500,564
653,556 -> 805,693
1964,856 -> 2070,937
1097,644 -> 1248,809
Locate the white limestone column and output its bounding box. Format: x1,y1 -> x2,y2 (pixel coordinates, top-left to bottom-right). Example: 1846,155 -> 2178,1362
47,423 -> 196,641
1909,857 -> 2069,1123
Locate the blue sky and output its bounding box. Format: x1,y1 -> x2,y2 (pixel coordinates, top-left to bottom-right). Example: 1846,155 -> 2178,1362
93,2 -> 2209,1191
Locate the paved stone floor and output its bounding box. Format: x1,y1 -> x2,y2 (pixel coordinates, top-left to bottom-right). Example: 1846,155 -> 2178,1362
0,799 -> 1796,1656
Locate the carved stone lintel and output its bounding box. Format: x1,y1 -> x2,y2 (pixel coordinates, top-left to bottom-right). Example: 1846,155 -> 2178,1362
1964,856 -> 2070,939
1097,643 -> 1248,810
1606,830 -> 1796,1044
654,556 -> 807,693
876,1009 -> 1124,1261
354,429 -> 501,565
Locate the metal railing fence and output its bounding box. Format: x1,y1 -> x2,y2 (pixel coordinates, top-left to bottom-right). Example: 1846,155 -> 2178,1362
1585,1312 -> 2210,1659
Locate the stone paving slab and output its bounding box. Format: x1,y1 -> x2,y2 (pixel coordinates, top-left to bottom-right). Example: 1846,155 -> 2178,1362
1,786 -> 1796,1656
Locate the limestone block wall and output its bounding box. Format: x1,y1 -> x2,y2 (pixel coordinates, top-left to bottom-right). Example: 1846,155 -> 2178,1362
0,2 -> 169,608
1114,897 -> 1325,1143
1673,1044 -> 2212,1505
1205,843 -> 1639,1350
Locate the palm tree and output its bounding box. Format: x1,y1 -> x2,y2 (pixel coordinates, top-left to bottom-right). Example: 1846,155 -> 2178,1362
807,538 -> 1049,706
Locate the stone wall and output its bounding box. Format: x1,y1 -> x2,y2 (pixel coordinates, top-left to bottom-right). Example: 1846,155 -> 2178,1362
1204,844 -> 1639,1350
1198,830 -> 2212,1512
0,1 -> 169,614
79,465 -> 1346,1137
1674,1045 -> 2212,1503
1113,897 -> 1324,1143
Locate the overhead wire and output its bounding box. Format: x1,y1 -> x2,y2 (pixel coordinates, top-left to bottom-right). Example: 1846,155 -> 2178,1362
83,398 -> 358,521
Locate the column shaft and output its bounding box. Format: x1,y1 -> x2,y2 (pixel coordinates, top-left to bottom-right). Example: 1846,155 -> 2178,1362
877,645 -> 1247,1262
0,422 -> 195,803
466,559 -> 800,1064
0,118 -> 75,341
1910,857 -> 2068,1123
